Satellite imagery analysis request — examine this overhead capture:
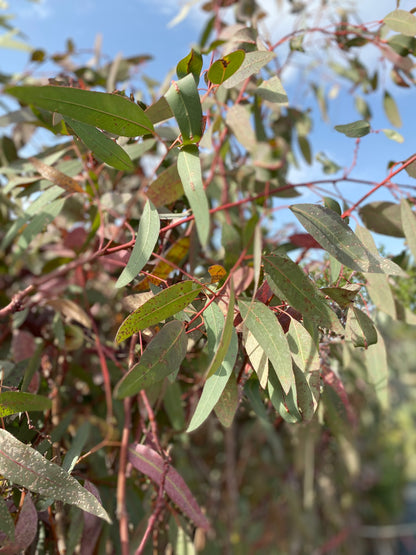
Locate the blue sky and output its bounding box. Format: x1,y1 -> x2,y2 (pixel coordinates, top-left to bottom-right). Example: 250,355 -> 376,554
2,0 -> 416,253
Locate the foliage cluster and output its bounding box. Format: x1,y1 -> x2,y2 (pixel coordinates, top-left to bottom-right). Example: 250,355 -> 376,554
1,1 -> 416,553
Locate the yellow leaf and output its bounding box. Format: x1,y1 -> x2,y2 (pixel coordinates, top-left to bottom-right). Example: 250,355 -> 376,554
208,264 -> 227,284
30,157 -> 85,194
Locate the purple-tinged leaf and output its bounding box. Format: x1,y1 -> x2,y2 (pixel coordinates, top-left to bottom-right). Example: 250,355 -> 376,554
0,495 -> 37,554
128,443 -> 210,530
79,481 -> 104,555
0,497 -> 14,544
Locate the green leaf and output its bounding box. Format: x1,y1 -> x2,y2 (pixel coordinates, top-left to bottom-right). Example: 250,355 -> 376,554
287,319 -> 320,373
345,306 -> 378,348
145,96 -> 173,125
383,91 -> 402,127
164,382 -> 186,430
334,120 -> 370,138
293,364 -> 320,422
115,200 -> 160,288
0,392 -> 51,417
382,129 -> 404,143
6,86 -> 153,137
359,201 -> 404,237
206,288 -> 235,379
177,144 -> 210,246
114,321 -> 187,398
214,373 -> 239,428
290,203 -> 404,275
0,496 -> 15,543
365,328 -> 389,409
116,281 -> 201,343
146,164 -> 184,207
164,74 -> 203,144
64,116 -> 134,171
177,48 -> 203,82
187,326 -> 238,433
226,104 -> 256,152
223,51 -> 276,89
384,9 -> 416,36
256,76 -> 288,104
263,254 -> 344,334
268,370 -> 302,423
320,285 -> 361,309
239,299 -> 294,394
244,330 -> 269,388
207,50 -> 245,85
400,199 -> 416,260
0,429 -> 111,523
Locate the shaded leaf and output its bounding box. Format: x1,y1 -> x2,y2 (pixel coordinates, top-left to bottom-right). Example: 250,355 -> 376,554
214,373 -> 239,428
0,392 -> 51,417
46,298 -> 92,328
223,51 -> 276,89
145,164 -> 184,207
244,329 -> 269,388
359,201 -> 404,237
0,429 -> 111,523
138,237 -> 190,290
256,76 -> 288,104
128,443 -> 210,530
334,120 -> 370,138
293,364 -> 320,422
239,300 -> 294,394
268,370 -> 302,423
114,321 -> 187,398
263,254 -> 344,334
177,49 -> 203,82
30,157 -> 85,194
206,288 -> 235,379
400,199 -> 416,260
287,319 -> 320,373
365,328 -> 389,409
384,9 -> 416,36
320,285 -> 361,309
226,104 -> 256,152
116,281 -> 201,343
290,203 -> 405,275
345,307 -> 378,348
115,200 -> 160,288
0,496 -> 14,543
0,495 -> 37,553
164,74 -> 203,144
64,116 -> 134,171
207,50 -> 245,85
177,144 -> 210,246
383,91 -> 402,127
6,86 -> 153,136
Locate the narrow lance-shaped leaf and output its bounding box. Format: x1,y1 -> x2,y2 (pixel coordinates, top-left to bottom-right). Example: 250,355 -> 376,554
0,392 -> 52,417
128,443 -> 210,530
334,120 -> 370,138
116,200 -> 160,288
177,144 -> 210,246
29,157 -> 84,194
244,330 -> 269,388
263,254 -> 344,334
187,326 -> 238,433
116,281 -> 202,343
114,321 -> 188,398
401,199 -> 416,260
214,373 -> 239,428
64,116 -> 134,171
206,287 -> 235,379
0,495 -> 15,543
365,327 -> 389,409
287,319 -> 320,373
290,203 -> 405,275
239,299 -> 295,394
345,306 -> 378,348
164,73 -> 203,144
0,429 -> 111,523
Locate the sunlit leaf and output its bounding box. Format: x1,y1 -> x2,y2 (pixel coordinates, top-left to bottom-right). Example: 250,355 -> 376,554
365,328 -> 389,409
383,91 -> 402,127
223,51 -> 276,89
116,200 -> 160,288
382,128 -> 404,143
0,495 -> 36,553
287,319 -> 320,372
64,116 -> 134,171
6,86 -> 153,136
164,74 -> 203,144
128,443 -> 210,530
29,157 -> 84,194
334,120 -> 370,138
214,373 -> 239,428
239,299 -> 295,394
290,203 -> 405,275
114,321 -> 187,398
177,48 -> 203,82
116,281 -> 201,343
263,254 -> 344,334
0,496 -> 15,543
0,429 -> 111,523
244,329 -> 269,388
207,50 -> 245,85
400,199 -> 416,260
138,237 -> 190,290
177,144 -> 210,246
0,392 -> 51,417
320,284 -> 361,309
359,201 -> 404,237
384,9 -> 416,36
256,76 -> 288,104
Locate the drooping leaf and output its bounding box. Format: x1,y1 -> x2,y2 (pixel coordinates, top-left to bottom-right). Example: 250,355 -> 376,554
115,200 -> 160,288
256,76 -> 288,104
187,326 -> 238,433
345,306 -> 378,348
226,104 -> 256,152
145,163 -> 184,207
400,199 -> 416,260
138,237 -> 190,290
239,299 -> 294,394
222,51 -> 276,89
6,85 -> 153,136
177,144 -> 210,246
293,364 -> 320,422
214,373 -> 239,428
0,392 -> 51,417
64,116 -> 134,171
206,288 -> 235,379
290,203 -> 405,275
244,330 -> 269,388
384,9 -> 416,36
115,281 -> 202,343
365,328 -> 389,409
263,255 -> 344,334
359,201 -> 404,237
114,321 -> 188,398
46,298 -> 92,328
128,443 -> 210,530
29,157 -> 85,193
334,120 -> 370,138
207,50 -> 245,85
320,284 -> 361,309
383,91 -> 402,127
164,74 -> 203,144
287,319 -> 320,373
382,129 -> 404,143
268,370 -> 302,423
0,495 -> 37,553
0,429 -> 111,523
17,198 -> 66,250
0,495 -> 15,543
